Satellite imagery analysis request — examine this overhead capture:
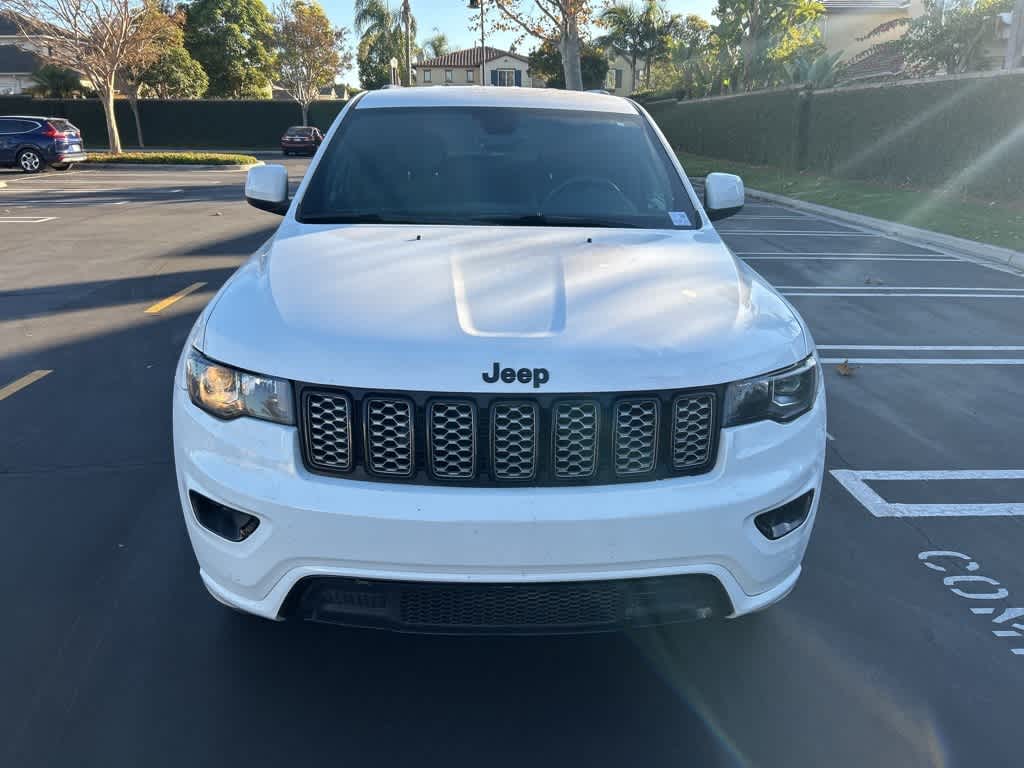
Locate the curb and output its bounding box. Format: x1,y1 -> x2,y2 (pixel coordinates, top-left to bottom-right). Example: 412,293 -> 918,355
744,187 -> 1024,273
80,161 -> 264,171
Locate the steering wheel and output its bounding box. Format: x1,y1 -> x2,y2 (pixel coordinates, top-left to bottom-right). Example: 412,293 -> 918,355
541,176 -> 637,214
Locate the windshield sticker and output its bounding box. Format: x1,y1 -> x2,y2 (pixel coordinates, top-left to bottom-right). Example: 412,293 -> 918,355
669,211 -> 691,227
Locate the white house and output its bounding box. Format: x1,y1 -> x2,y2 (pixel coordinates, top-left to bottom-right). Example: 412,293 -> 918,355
415,46 -> 535,88
0,13 -> 44,95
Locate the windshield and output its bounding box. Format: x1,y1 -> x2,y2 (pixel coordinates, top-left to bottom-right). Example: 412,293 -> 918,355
298,106 -> 698,229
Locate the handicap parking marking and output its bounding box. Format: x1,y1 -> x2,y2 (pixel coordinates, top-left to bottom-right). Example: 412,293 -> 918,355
831,469 -> 1024,517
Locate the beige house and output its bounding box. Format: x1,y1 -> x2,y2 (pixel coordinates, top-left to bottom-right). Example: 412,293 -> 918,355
819,0 -> 923,60
603,54 -> 641,96
415,46 -> 536,88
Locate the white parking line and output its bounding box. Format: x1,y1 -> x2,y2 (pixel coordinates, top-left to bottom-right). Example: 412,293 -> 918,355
820,358 -> 1024,364
818,345 -> 1024,351
778,285 -> 1024,292
832,469 -> 1024,517
0,216 -> 56,223
719,231 -> 884,237
741,255 -> 957,262
786,293 -> 1024,298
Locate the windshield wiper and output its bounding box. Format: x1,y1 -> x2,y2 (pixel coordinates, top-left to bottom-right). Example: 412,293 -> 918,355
469,213 -> 642,228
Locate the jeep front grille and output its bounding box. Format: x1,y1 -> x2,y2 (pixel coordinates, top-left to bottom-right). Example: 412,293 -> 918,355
300,387 -> 719,487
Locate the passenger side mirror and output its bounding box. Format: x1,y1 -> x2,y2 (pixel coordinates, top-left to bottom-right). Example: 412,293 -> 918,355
245,164 -> 290,215
704,172 -> 744,221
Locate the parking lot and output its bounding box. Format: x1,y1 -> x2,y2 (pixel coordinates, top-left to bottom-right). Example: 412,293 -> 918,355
2,158 -> 1022,767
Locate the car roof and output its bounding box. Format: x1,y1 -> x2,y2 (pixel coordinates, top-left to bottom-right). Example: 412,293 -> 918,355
355,86 -> 638,115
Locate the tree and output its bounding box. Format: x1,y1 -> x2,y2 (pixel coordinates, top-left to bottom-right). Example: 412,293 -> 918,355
487,0 -> 594,90
119,1 -> 182,147
901,0 -> 1013,75
184,0 -> 277,98
783,48 -> 844,86
712,0 -> 824,90
274,0 -> 351,125
354,0 -> 416,86
597,3 -> 643,91
28,64 -> 84,98
140,46 -> 209,98
528,39 -> 609,88
4,0 -> 179,153
421,29 -> 449,58
597,1 -> 684,90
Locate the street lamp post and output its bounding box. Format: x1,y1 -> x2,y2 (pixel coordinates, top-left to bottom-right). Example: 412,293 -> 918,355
389,57 -> 399,85
468,0 -> 485,85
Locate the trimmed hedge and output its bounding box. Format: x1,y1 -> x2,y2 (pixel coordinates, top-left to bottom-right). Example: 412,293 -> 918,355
645,71 -> 1024,199
647,87 -> 808,169
85,152 -> 259,164
805,74 -> 1024,198
0,95 -> 348,148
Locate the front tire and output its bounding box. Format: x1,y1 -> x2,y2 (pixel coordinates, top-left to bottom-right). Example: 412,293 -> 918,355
17,149 -> 43,173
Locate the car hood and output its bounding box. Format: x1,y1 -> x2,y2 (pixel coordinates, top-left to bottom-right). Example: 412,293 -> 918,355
202,223 -> 809,392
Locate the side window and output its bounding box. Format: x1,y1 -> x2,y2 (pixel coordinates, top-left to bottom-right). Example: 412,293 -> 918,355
423,69 -> 431,83
0,119 -> 13,134
615,69 -> 623,89
466,69 -> 474,83
445,69 -> 453,83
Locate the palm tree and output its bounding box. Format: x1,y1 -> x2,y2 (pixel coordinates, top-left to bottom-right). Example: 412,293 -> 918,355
422,30 -> 449,59
354,0 -> 416,85
598,3 -> 644,93
599,1 -> 681,91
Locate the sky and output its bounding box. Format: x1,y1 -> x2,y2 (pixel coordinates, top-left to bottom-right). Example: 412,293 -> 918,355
319,0 -> 718,85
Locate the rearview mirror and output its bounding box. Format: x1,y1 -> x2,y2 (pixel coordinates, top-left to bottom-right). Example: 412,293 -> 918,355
245,164 -> 289,215
704,172 -> 744,221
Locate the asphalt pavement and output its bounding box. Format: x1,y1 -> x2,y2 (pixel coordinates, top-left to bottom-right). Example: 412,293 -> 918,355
2,158 -> 1023,768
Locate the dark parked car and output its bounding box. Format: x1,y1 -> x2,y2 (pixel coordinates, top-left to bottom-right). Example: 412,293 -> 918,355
280,125 -> 323,155
0,116 -> 87,173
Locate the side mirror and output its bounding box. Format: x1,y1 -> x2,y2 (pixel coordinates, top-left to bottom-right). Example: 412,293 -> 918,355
704,172 -> 744,221
245,164 -> 289,215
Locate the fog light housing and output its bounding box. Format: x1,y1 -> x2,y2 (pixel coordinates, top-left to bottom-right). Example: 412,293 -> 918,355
754,491 -> 814,540
189,491 -> 260,542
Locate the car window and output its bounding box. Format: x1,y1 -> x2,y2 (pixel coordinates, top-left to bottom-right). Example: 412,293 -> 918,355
286,126 -> 313,136
47,119 -> 76,133
298,106 -> 698,229
1,119 -> 38,134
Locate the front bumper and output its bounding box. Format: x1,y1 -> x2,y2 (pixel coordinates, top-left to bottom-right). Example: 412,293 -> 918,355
174,385 -> 825,626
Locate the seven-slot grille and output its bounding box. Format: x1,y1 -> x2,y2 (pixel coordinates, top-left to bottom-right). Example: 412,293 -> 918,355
301,388 -> 717,486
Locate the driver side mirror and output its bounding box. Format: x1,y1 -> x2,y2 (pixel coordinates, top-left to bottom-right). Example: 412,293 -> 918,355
704,172 -> 744,221
245,164 -> 290,215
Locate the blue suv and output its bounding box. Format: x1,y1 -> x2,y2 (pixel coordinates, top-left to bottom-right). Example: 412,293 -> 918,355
0,116 -> 87,173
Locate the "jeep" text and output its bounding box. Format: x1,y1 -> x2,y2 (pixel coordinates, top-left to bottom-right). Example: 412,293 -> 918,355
481,363 -> 550,388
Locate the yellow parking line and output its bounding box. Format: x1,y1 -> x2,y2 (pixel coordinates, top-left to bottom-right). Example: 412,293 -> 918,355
145,282 -> 207,314
0,369 -> 53,401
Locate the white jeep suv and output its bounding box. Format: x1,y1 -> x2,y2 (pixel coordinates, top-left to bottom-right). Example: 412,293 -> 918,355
173,87 -> 826,633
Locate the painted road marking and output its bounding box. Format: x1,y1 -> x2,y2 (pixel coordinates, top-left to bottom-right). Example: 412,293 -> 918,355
741,255 -> 957,262
819,345 -> 1024,351
717,230 -> 878,236
0,216 -> 56,223
784,292 -> 1024,298
820,358 -> 1024,365
778,285 -> 1024,292
144,282 -> 207,314
832,469 -> 1024,517
0,369 -> 52,401
918,552 -> 1023,658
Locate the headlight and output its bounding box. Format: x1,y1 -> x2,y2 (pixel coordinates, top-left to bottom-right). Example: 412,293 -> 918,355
723,355 -> 818,427
185,348 -> 294,425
